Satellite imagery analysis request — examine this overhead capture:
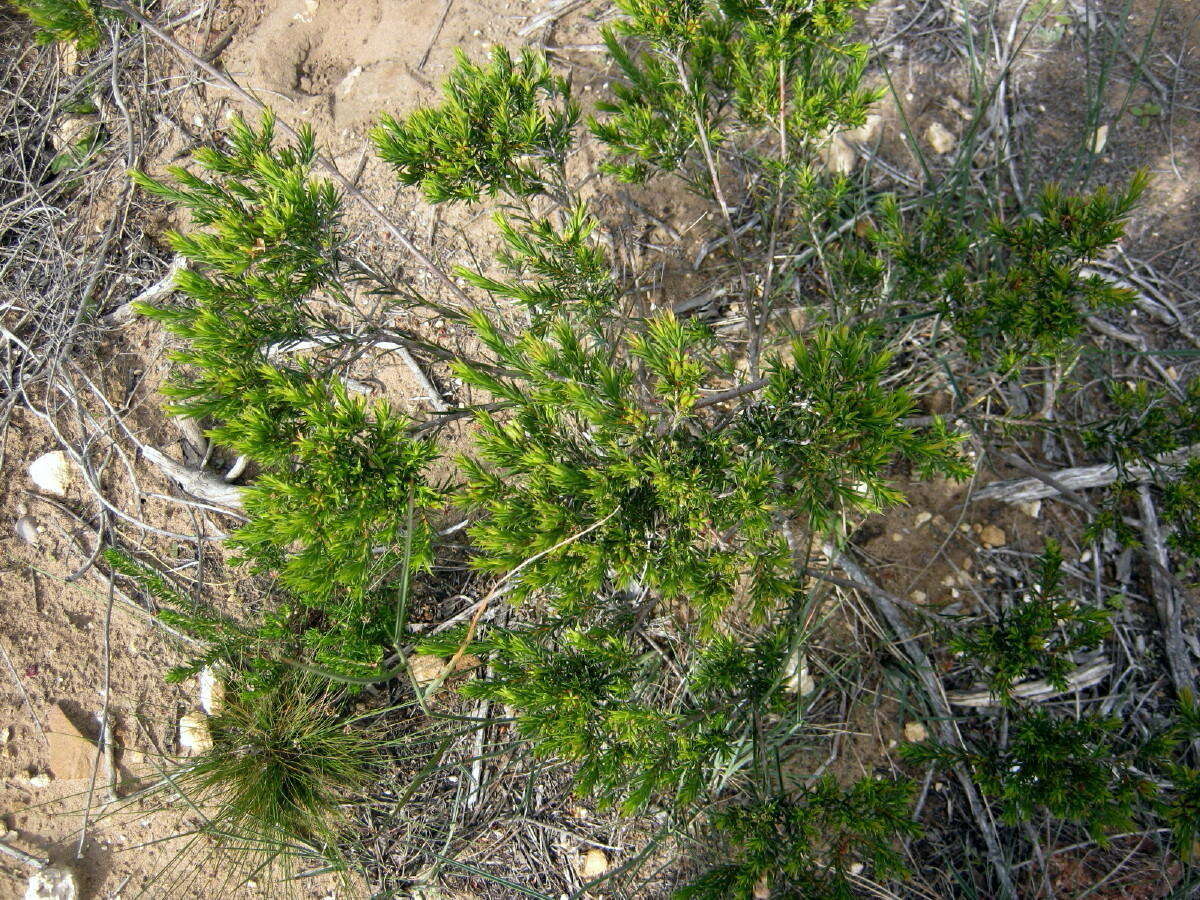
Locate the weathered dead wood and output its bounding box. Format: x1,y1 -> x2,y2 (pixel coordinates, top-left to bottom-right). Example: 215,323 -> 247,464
103,255 -> 187,325
1136,486 -> 1198,752
973,444 -> 1200,504
140,445 -> 244,510
265,334 -> 449,412
946,657 -> 1113,708
825,545 -> 1018,898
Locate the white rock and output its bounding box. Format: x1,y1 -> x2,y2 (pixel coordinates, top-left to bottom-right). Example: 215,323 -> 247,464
28,452 -> 73,496
179,711 -> 213,755
784,649 -> 815,696
1089,124 -> 1108,154
408,654 -> 446,688
903,721 -> 928,742
198,668 -> 224,716
25,771 -> 52,789
15,517 -> 39,546
1017,500 -> 1042,519
579,848 -> 609,878
24,866 -> 79,900
914,511 -> 932,527
821,135 -> 858,174
925,121 -> 956,154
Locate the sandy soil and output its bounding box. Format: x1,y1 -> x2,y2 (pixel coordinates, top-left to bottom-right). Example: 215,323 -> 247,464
1,0 -> 1197,896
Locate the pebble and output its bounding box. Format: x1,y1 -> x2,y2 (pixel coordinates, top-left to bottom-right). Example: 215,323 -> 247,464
28,452 -> 73,496
24,865 -> 78,900
408,654 -> 446,688
198,667 -> 224,716
179,711 -> 213,755
903,721 -> 928,742
579,848 -> 609,879
914,511 -> 932,527
925,121 -> 956,154
14,517 -> 39,546
979,525 -> 1007,548
46,705 -> 96,781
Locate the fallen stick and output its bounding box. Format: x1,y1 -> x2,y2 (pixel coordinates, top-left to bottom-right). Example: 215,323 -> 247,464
973,444 -> 1200,504
0,839 -> 45,870
266,333 -> 449,411
825,546 -> 1018,898
140,445 -> 244,510
103,255 -> 188,325
1136,485 -> 1199,757
518,0 -> 591,36
946,658 -> 1113,708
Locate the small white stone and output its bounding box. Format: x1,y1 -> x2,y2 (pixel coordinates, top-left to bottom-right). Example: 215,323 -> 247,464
579,848 -> 609,878
179,711 -> 213,755
925,121 -> 956,154
914,511 -> 933,527
198,667 -> 224,716
28,452 -> 73,496
15,516 -> 39,546
1017,500 -> 1042,519
1089,124 -> 1108,154
24,866 -> 78,900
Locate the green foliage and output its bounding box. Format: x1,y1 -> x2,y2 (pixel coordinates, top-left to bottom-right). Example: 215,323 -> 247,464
676,777 -> 920,899
132,113 -> 435,676
737,326 -> 970,530
874,173 -> 1147,369
14,0 -> 105,50
903,709 -> 1147,838
454,297 -> 965,630
131,112 -> 344,421
1083,377 -> 1200,469
455,204 -> 619,331
455,311 -> 791,629
48,123 -> 107,175
947,541 -> 1114,703
591,0 -> 878,186
1081,378 -> 1200,560
164,674 -> 378,867
419,624 -> 793,811
372,46 -> 578,202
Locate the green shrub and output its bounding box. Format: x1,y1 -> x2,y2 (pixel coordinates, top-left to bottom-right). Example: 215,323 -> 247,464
676,777 -> 920,899
14,0 -> 105,50
947,541 -> 1115,703
372,46 -> 578,202
903,709 -> 1148,839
